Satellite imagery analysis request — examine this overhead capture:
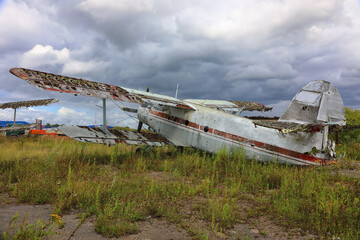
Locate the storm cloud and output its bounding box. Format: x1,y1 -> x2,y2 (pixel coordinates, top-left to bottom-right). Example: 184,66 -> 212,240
0,0 -> 359,126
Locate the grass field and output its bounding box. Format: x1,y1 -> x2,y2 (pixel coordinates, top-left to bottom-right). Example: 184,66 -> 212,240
0,129 -> 359,239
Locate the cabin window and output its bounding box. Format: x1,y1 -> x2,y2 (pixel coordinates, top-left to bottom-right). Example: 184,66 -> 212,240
204,126 -> 209,132
185,120 -> 189,126
295,91 -> 321,106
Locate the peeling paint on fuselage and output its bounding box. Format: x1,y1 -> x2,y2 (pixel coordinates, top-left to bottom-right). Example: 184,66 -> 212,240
138,104 -> 326,166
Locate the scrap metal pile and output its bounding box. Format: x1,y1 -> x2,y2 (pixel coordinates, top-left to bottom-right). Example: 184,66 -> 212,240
58,125 -> 170,146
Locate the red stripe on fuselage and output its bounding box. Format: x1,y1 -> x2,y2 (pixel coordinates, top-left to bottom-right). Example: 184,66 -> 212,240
148,109 -> 322,164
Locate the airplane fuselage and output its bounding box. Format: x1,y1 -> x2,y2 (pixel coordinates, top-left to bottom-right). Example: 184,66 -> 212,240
138,103 -> 327,166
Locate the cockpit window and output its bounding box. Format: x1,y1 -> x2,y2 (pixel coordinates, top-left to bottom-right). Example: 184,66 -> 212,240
294,91 -> 321,106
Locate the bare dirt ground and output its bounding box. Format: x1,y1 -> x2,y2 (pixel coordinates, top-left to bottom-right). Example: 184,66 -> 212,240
1,187 -> 318,240
0,201 -> 317,239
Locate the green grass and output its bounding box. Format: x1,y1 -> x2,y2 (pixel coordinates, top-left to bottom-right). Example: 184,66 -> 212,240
0,135 -> 360,239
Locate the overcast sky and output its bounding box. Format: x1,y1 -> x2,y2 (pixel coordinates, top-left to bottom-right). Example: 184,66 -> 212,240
0,0 -> 359,127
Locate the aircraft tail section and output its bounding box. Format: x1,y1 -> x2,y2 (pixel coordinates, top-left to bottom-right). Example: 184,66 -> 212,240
280,80 -> 345,125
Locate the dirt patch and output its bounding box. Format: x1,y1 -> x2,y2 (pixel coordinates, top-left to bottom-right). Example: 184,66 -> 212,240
0,203 -> 53,233
0,203 -> 191,240
0,193 -> 16,206
119,218 -> 192,240
229,216 -> 317,240
144,171 -> 174,182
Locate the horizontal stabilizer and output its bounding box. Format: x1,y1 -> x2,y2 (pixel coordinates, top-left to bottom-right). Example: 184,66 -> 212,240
252,120 -> 327,133
58,125 -> 169,146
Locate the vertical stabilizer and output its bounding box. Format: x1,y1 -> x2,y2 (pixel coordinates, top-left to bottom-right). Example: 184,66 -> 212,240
280,80 -> 345,125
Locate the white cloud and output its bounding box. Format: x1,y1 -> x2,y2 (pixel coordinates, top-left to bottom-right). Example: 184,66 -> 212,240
62,60 -> 110,75
78,0 -> 154,20
19,44 -> 111,74
20,44 -> 70,68
1,0 -> 360,122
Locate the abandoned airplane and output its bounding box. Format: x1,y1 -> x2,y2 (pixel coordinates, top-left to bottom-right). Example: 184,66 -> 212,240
10,68 -> 345,166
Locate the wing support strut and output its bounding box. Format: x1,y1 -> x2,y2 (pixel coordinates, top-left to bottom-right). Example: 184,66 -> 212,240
102,98 -> 111,134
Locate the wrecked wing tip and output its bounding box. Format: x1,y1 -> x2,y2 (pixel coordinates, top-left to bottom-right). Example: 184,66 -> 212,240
9,68 -> 29,80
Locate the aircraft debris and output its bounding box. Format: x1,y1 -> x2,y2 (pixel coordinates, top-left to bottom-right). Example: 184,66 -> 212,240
0,98 -> 58,109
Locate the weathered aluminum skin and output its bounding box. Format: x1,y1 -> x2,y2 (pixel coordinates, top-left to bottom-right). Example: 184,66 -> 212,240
184,99 -> 272,115
0,98 -> 58,109
280,80 -> 345,125
138,104 -> 327,165
58,126 -> 169,146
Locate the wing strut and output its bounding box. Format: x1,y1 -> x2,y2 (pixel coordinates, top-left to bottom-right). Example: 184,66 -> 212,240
102,98 -> 111,134
137,86 -> 149,132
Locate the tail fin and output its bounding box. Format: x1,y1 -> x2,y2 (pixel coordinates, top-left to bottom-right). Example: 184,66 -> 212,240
280,80 -> 345,125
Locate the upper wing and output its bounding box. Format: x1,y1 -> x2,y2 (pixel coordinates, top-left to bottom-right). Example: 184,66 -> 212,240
9,68 -> 195,111
184,99 -> 272,115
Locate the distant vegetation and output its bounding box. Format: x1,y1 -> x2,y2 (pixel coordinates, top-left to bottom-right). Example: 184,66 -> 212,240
333,107 -> 360,161
44,123 -> 60,128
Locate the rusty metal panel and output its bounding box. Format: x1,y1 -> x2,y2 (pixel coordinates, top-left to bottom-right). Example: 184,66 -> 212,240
0,98 -> 58,109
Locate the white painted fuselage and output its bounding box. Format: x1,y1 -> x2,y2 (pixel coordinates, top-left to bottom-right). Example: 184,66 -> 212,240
138,103 -> 326,166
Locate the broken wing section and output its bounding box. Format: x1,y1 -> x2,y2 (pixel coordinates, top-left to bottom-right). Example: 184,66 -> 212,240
280,80 -> 345,125
184,99 -> 272,115
0,123 -> 38,132
10,68 -> 141,103
58,126 -> 169,146
0,98 -> 58,109
9,68 -> 196,111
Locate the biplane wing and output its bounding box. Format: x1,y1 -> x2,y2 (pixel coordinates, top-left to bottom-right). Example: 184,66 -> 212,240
9,68 -> 196,111
9,68 -> 273,114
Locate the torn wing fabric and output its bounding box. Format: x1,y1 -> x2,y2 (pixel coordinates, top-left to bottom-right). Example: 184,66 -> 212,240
184,99 -> 272,115
9,68 -> 196,111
